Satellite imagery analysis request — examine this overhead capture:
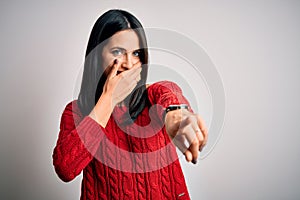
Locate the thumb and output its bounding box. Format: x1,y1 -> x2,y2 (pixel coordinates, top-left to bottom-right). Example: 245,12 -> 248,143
107,59 -> 119,79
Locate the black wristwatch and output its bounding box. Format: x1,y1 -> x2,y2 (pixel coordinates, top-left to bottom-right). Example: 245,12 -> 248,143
163,104 -> 189,122
165,104 -> 189,114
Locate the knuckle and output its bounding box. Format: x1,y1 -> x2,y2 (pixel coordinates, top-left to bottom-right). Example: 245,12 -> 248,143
192,139 -> 199,146
185,116 -> 194,124
198,136 -> 204,143
136,61 -> 141,67
176,128 -> 183,136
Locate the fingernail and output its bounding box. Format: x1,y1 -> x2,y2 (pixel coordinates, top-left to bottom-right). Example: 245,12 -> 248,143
192,159 -> 197,164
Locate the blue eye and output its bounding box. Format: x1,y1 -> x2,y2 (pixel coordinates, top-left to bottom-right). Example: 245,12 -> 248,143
111,49 -> 124,56
132,50 -> 140,57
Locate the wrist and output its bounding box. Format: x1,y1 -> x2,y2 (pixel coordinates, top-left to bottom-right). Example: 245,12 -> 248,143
165,104 -> 189,113
89,93 -> 115,127
100,92 -> 115,108
163,104 -> 189,123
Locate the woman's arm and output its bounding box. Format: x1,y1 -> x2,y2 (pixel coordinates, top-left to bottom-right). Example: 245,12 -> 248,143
88,93 -> 115,128
91,59 -> 142,127
53,59 -> 142,182
147,81 -> 208,163
52,101 -> 106,182
147,81 -> 193,121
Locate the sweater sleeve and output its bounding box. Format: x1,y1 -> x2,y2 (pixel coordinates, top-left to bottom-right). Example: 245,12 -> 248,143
147,81 -> 193,122
52,101 -> 106,182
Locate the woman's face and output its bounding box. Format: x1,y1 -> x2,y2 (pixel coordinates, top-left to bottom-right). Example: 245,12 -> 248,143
101,29 -> 141,75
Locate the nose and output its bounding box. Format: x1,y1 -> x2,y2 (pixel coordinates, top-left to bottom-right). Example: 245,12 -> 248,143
120,53 -> 134,70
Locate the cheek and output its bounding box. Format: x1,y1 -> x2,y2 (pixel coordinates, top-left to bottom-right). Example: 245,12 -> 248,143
101,53 -> 114,71
124,56 -> 140,65
133,56 -> 140,62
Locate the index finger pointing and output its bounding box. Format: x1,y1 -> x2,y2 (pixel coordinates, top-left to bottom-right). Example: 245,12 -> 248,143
197,115 -> 208,150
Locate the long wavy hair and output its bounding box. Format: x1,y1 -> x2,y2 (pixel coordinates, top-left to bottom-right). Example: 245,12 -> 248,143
77,9 -> 149,121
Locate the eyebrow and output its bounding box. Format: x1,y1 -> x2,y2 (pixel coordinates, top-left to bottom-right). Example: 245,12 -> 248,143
110,46 -> 140,52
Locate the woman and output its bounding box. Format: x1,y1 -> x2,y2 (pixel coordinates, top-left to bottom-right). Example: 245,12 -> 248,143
53,9 -> 208,200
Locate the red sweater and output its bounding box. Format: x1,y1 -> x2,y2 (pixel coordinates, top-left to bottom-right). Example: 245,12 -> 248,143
53,81 -> 192,200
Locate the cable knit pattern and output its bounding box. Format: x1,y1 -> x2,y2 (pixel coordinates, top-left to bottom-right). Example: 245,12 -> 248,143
53,81 -> 191,200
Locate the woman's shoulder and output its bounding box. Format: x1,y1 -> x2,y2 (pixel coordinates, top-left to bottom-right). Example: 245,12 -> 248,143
64,99 -> 78,109
146,80 -> 183,93
62,99 -> 82,117
146,81 -> 185,106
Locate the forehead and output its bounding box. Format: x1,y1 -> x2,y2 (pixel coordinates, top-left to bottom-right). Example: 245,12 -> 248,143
105,29 -> 140,50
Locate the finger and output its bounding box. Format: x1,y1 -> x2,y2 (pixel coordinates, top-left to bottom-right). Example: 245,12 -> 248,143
117,79 -> 138,98
133,70 -> 141,82
119,72 -> 141,89
191,122 -> 204,151
190,118 -> 203,151
172,135 -> 192,162
197,115 -> 208,151
184,150 -> 193,162
172,134 -> 188,154
118,67 -> 142,85
189,138 -> 199,163
132,60 -> 142,69
180,124 -> 199,163
114,65 -> 139,89
121,62 -> 142,79
126,80 -> 138,93
128,67 -> 142,80
196,130 -> 204,151
107,59 -> 119,79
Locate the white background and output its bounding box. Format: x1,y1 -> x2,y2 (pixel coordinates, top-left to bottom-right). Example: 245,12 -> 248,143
1,0 -> 300,199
